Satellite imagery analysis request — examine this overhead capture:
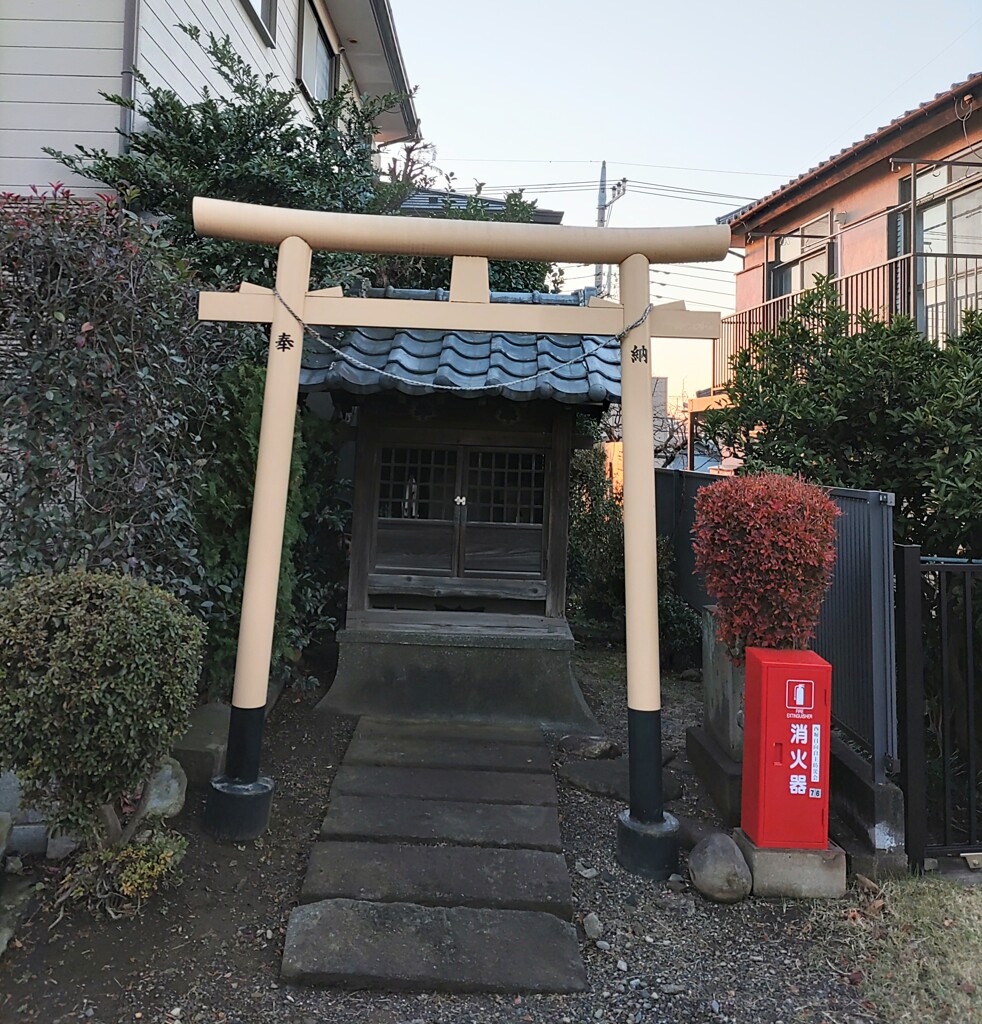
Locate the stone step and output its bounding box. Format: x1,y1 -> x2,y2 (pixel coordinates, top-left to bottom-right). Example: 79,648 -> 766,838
343,735 -> 552,774
332,764 -> 557,806
281,898 -> 587,993
321,793 -> 561,851
301,841 -> 572,917
354,717 -> 544,746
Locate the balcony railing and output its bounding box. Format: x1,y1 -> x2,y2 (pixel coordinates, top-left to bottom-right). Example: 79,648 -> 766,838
714,252 -> 982,392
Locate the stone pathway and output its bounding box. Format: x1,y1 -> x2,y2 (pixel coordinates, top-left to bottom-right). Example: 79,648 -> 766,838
281,717 -> 586,993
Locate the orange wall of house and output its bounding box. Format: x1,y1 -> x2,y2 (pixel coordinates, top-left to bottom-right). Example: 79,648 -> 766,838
735,116 -> 982,310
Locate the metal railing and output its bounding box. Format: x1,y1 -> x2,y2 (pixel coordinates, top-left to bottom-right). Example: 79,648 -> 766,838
714,253 -> 981,392
896,545 -> 982,867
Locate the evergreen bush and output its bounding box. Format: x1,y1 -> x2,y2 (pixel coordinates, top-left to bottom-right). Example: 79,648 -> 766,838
692,473 -> 839,661
0,570 -> 204,847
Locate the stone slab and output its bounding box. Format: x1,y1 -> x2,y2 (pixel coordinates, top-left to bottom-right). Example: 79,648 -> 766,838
354,718 -> 544,747
301,841 -> 572,917
321,793 -> 561,851
733,828 -> 847,898
685,725 -> 742,827
281,898 -> 586,992
333,765 -> 557,806
558,759 -> 682,803
344,735 -> 553,774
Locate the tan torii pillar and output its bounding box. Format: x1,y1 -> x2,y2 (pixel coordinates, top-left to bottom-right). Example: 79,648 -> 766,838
193,198 -> 729,872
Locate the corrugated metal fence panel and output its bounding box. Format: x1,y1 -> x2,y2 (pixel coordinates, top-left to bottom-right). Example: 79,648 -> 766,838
655,468 -> 715,610
655,470 -> 897,781
815,487 -> 897,781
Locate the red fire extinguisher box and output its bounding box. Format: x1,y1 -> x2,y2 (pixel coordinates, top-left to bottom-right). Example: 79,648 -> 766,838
741,648 -> 832,850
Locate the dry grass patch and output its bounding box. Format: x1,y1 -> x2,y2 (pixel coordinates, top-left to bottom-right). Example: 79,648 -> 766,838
811,874 -> 982,1023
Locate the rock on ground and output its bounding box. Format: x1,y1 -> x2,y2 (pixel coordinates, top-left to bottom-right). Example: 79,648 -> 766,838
144,756 -> 187,819
688,833 -> 753,904
558,735 -> 622,759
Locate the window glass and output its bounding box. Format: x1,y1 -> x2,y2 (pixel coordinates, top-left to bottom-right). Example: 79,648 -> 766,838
300,1 -> 335,101
951,186 -> 982,255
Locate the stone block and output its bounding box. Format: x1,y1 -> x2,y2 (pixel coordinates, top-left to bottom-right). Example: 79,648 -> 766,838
46,833 -> 78,861
702,611 -> 744,760
332,765 -> 557,806
281,898 -> 587,992
733,828 -> 846,898
829,733 -> 905,854
0,812 -> 10,858
172,702 -> 229,787
301,841 -> 572,918
321,793 -> 562,851
7,823 -> 47,857
319,634 -> 598,733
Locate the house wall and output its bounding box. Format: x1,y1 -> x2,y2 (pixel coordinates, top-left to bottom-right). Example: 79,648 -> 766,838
135,0 -> 354,123
0,0 -> 126,195
0,0 -> 358,196
734,115 -> 982,311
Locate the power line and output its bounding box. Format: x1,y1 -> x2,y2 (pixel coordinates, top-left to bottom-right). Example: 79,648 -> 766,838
440,156 -> 794,178
649,277 -> 734,298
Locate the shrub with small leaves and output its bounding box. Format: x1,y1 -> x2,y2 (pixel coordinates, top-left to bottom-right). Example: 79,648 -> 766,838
691,473 -> 839,661
0,570 -> 204,847
55,826 -> 188,919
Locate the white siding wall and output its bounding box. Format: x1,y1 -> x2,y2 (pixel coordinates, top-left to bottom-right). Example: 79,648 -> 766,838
135,0 -> 354,129
0,0 -> 125,195
0,0 -> 361,195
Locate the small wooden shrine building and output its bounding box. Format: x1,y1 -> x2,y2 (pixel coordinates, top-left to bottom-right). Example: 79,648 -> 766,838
302,286 -> 619,730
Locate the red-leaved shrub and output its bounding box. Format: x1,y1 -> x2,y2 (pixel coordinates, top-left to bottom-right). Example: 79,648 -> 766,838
691,473 -> 839,661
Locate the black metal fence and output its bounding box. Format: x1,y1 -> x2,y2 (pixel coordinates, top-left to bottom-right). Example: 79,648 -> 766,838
655,469 -> 897,781
896,544 -> 982,868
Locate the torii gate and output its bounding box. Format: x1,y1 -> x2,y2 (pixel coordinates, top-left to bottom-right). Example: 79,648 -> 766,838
194,196 -> 730,878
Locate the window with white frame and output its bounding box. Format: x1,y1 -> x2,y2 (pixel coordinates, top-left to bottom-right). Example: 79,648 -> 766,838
242,0 -> 277,45
298,0 -> 336,102
770,212 -> 834,298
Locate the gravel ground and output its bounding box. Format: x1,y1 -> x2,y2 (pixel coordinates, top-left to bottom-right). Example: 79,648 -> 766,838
0,649 -> 863,1024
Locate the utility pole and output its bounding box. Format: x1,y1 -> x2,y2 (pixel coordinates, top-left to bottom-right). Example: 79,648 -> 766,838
594,161 -> 608,292
594,162 -> 628,295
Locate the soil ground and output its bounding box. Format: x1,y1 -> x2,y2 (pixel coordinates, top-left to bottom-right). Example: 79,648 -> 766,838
0,650 -> 864,1024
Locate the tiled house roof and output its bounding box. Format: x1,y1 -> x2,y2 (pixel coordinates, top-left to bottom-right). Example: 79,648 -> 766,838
719,71 -> 982,228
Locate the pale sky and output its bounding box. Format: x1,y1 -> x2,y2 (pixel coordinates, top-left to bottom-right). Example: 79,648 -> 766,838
388,0 -> 981,404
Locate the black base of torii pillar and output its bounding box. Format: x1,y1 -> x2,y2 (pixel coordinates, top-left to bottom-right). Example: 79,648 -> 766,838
616,708 -> 680,878
204,706 -> 275,841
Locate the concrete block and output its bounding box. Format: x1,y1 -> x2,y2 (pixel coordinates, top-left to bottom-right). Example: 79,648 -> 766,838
733,828 -> 846,898
45,833 -> 78,861
332,765 -> 557,806
172,702 -> 229,787
7,823 -> 47,857
343,735 -> 553,774
321,793 -> 562,851
685,725 -> 742,827
830,734 -> 905,853
301,841 -> 572,918
281,898 -> 587,992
